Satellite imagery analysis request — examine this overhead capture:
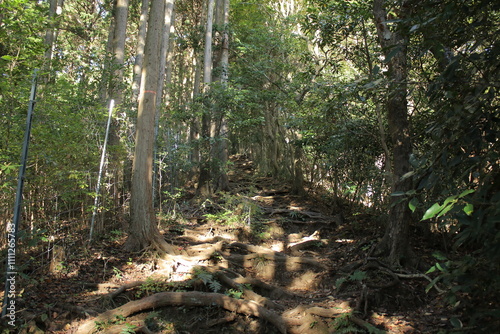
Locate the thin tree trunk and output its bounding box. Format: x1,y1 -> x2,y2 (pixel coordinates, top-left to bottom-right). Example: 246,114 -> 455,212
373,0 -> 414,266
109,0 -> 129,105
189,53 -> 202,179
43,0 -> 64,82
132,0 -> 149,103
153,0 -> 175,203
197,0 -> 215,197
213,0 -> 230,191
107,0 -> 129,222
126,0 -> 174,253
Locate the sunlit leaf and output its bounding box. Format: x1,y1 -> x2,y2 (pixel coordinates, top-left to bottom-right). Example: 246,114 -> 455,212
437,203 -> 454,217
463,203 -> 474,215
422,203 -> 442,220
409,197 -> 419,213
426,265 -> 437,274
458,189 -> 475,198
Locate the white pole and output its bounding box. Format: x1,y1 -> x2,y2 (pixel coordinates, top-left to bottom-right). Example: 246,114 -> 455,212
89,99 -> 115,242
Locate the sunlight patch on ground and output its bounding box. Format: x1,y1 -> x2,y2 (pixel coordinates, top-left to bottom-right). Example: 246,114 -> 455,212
335,239 -> 355,243
270,241 -> 284,252
289,271 -> 319,290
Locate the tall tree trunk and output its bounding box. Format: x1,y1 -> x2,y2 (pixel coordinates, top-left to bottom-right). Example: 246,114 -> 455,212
43,0 -> 64,83
373,0 -> 414,266
132,0 -> 150,103
189,53 -> 202,179
108,0 -> 129,223
291,133 -> 305,196
196,0 -> 215,197
213,0 -> 230,192
126,0 -> 174,253
109,0 -> 129,106
153,0 -> 175,203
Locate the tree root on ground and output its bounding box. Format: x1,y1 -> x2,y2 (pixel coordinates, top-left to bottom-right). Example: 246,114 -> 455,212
212,270 -> 285,310
75,291 -> 287,334
96,320 -> 153,334
282,304 -> 378,334
223,251 -> 327,270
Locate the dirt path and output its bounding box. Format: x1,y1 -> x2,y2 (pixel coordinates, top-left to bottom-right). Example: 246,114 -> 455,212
13,155 -> 451,334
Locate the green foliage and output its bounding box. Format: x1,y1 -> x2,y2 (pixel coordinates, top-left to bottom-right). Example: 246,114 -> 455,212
330,313 -> 362,333
349,270 -> 368,282
420,190 -> 475,220
202,193 -> 261,226
136,278 -> 170,298
226,288 -> 244,299
402,1 -> 500,328
192,267 -> 222,293
336,270 -> 367,290
120,323 -> 137,334
330,312 -> 385,334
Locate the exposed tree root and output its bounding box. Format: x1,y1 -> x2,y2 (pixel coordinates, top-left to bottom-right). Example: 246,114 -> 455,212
282,304 -> 378,333
100,320 -> 153,334
224,251 -> 327,270
75,291 -> 287,334
105,280 -> 146,299
231,275 -> 297,299
204,313 -> 237,328
213,270 -> 285,310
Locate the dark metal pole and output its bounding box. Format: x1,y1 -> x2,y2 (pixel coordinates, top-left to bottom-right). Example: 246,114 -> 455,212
2,70 -> 38,319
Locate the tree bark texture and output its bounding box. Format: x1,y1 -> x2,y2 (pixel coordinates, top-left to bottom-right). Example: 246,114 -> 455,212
109,0 -> 129,106
197,0 -> 215,197
132,0 -> 149,103
75,291 -> 287,334
108,0 -> 129,223
214,0 -> 230,192
126,0 -> 173,253
373,0 -> 414,265
43,0 -> 64,82
153,0 -> 175,202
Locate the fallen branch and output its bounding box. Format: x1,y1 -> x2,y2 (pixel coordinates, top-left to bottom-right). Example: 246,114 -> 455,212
75,291 -> 287,334
106,280 -> 145,299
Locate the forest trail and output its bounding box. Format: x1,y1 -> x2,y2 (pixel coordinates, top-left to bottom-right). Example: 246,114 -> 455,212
17,155 -> 448,334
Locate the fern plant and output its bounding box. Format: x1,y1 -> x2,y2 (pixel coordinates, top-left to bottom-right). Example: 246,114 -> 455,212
192,267 -> 222,293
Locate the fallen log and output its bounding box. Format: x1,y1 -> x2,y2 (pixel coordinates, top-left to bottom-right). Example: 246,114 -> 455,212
75,291 -> 287,334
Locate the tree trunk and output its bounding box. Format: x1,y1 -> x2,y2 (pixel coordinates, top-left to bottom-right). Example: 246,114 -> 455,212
43,0 -> 64,83
108,0 -> 129,224
125,0 -> 174,253
373,0 -> 414,266
291,134 -> 305,196
153,0 -> 175,203
189,54 -> 202,179
213,0 -> 230,192
132,0 -> 149,103
196,0 -> 215,197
